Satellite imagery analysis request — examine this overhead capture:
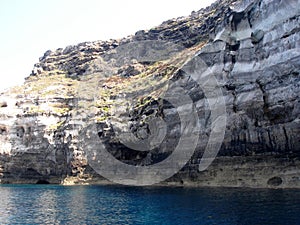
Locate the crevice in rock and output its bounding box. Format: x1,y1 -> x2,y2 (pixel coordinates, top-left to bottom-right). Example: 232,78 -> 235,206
232,91 -> 238,113
281,27 -> 300,39
247,10 -> 253,28
267,129 -> 274,151
282,126 -> 290,151
231,11 -> 245,31
256,79 -> 268,117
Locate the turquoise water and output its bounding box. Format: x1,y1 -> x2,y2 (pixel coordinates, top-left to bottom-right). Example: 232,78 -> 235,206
0,185 -> 299,225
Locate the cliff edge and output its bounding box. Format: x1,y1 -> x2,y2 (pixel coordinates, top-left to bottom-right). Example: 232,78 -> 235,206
0,0 -> 299,187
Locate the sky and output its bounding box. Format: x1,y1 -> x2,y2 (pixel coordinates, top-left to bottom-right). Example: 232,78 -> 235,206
0,0 -> 216,91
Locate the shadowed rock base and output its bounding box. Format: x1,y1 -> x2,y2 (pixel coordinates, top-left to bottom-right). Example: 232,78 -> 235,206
166,155 -> 300,188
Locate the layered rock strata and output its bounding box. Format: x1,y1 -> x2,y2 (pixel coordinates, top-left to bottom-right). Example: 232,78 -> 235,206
0,0 -> 299,187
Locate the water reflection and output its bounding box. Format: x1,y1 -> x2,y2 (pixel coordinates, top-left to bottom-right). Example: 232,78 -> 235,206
0,188 -> 12,224
0,185 -> 299,225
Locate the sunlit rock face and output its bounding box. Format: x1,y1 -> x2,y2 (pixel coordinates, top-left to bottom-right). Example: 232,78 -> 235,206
0,0 -> 299,187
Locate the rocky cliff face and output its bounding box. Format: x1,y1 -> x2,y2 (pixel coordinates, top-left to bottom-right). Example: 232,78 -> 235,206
0,0 -> 299,187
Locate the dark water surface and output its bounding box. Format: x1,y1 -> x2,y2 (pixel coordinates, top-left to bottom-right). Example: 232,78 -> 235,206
0,184 -> 299,224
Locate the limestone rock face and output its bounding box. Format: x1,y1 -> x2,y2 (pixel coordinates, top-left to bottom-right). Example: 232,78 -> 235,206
0,0 -> 299,187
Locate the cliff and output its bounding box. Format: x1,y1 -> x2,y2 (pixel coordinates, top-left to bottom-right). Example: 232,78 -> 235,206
0,0 -> 299,187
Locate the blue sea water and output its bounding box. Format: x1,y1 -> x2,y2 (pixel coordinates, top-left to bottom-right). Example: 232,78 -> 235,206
0,185 -> 299,225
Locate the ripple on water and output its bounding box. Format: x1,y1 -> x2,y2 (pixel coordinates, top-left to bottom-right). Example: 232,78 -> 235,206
0,185 -> 299,225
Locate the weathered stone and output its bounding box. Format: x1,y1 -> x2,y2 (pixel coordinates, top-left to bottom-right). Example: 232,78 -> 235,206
0,0 -> 299,187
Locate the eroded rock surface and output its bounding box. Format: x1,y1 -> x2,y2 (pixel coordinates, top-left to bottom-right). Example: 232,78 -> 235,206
0,0 -> 299,187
